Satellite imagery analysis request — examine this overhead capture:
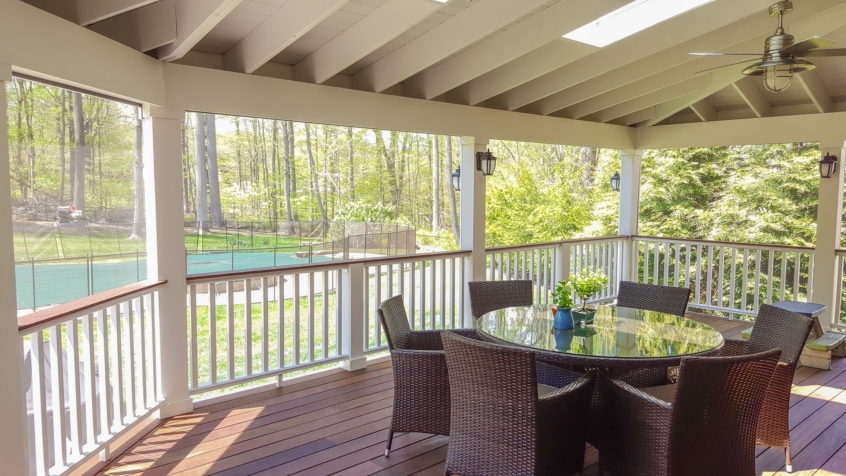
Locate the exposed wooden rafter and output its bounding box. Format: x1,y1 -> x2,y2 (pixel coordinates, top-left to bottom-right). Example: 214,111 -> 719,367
689,99 -> 717,122
158,0 -> 243,62
294,0 -> 440,85
732,76 -> 772,118
224,0 -> 348,74
79,0 -> 158,25
352,0 -> 549,93
796,69 -> 834,113
87,0 -> 176,52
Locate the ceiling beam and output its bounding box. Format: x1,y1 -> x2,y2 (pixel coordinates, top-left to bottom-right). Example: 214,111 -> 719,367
731,77 -> 772,117
224,0 -> 348,74
633,0 -> 846,126
587,75 -> 713,123
294,0 -> 440,84
87,0 -> 176,52
496,0 -> 775,112
449,40 -> 595,106
158,0 -> 243,62
352,0 -> 548,93
796,69 -> 833,113
689,99 -> 717,122
403,0 -> 626,100
79,0 -> 158,25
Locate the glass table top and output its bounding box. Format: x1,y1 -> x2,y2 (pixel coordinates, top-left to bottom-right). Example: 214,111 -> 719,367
478,305 -> 724,359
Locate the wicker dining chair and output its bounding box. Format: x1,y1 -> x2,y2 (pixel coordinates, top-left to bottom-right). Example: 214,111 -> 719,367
599,348 -> 781,476
377,295 -> 484,456
441,332 -> 595,476
467,279 -> 533,319
716,303 -> 814,472
616,280 -> 692,317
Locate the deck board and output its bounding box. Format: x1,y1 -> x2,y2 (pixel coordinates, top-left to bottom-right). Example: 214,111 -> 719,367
100,315 -> 845,476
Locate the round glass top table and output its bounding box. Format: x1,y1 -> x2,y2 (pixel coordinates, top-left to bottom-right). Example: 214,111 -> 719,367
477,305 -> 725,369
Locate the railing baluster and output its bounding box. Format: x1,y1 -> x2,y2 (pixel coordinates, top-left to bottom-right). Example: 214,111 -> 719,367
335,270 -> 342,357
308,273 -> 315,362
717,248 -> 725,309
419,261 -> 426,330
261,276 -> 269,373
410,262 -> 417,330
663,242 -> 670,286
110,304 -> 124,427
808,254 -> 815,301
793,252 -> 800,301
81,314 -> 97,449
123,300 -> 135,417
673,243 -> 680,288
278,275 -> 286,369
293,273 -> 301,365
30,330 -> 49,475
705,246 -> 714,307
208,284 -> 217,385
767,250 -> 775,304
50,323 -> 67,468
322,270 -> 329,360
95,309 -> 111,437
642,241 -> 650,283
429,259 -> 437,329
696,245 -> 703,304
245,278 -> 253,375
780,252 -> 788,301
684,244 -> 691,289
67,317 -> 82,457
189,286 -> 198,389
440,258 -> 447,329
741,249 -> 749,312
226,280 -> 235,380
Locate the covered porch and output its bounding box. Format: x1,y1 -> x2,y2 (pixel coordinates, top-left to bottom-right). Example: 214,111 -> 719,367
2,1 -> 846,475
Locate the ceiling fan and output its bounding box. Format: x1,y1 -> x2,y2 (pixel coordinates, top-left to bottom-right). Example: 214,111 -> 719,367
689,0 -> 846,93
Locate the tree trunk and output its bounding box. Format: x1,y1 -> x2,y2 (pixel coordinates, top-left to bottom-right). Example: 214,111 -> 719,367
305,124 -> 327,223
347,127 -> 355,200
193,112 -> 209,232
58,89 -> 67,202
446,136 -> 459,245
282,121 -> 296,233
182,118 -> 193,215
130,108 -> 145,239
432,135 -> 440,231
206,113 -> 224,224
271,121 -> 280,223
71,92 -> 88,211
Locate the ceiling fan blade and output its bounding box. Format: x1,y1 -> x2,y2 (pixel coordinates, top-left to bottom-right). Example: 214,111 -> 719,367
694,58 -> 759,74
800,48 -> 846,57
780,36 -> 838,56
689,52 -> 762,56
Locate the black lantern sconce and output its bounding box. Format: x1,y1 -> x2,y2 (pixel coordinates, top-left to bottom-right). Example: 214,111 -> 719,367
610,172 -> 621,192
476,150 -> 497,176
819,152 -> 839,179
451,166 -> 461,191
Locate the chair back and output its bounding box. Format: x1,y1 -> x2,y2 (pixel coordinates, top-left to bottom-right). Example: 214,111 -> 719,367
467,280 -> 533,319
749,303 -> 814,365
378,295 -> 412,350
668,349 -> 781,476
442,332 -> 539,475
616,281 -> 691,317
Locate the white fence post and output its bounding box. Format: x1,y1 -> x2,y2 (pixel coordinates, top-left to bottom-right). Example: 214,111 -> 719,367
341,263 -> 367,371
811,141 -> 845,330
143,106 -> 192,417
460,137 -> 489,328
619,149 -> 642,283
553,243 -> 571,286
0,63 -> 30,476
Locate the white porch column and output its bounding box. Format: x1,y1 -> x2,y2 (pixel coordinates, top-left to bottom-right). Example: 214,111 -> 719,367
618,149 -> 643,283
460,136 -> 488,328
0,63 -> 31,476
341,262 -> 367,371
143,105 -> 193,417
811,141 -> 846,330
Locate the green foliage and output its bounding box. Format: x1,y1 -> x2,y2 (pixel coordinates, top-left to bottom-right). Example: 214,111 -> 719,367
569,268 -> 608,310
639,143 -> 819,247
335,200 -> 397,223
552,280 -> 574,309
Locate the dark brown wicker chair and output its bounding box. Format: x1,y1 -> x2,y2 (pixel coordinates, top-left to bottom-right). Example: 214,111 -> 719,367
467,279 -> 533,319
441,332 -> 594,476
716,303 -> 814,472
599,348 -> 781,476
377,295 -> 483,456
616,280 -> 691,317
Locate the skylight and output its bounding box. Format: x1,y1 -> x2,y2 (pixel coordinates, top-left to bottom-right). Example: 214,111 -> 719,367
562,0 -> 714,48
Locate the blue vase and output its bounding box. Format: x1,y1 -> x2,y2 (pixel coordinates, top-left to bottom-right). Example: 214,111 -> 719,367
553,308 -> 574,330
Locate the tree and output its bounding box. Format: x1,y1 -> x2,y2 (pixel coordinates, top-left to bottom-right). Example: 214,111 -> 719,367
193,112 -> 208,232
432,135 -> 440,231
305,123 -> 327,223
206,113 -> 224,224
71,91 -> 88,211
445,136 -> 459,245
130,108 -> 144,239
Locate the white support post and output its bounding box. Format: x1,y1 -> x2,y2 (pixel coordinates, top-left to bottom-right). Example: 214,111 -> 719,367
341,262 -> 367,371
460,136 -> 488,328
811,141 -> 846,330
0,63 -> 30,476
143,105 -> 193,417
618,149 -> 643,283
553,243 -> 571,286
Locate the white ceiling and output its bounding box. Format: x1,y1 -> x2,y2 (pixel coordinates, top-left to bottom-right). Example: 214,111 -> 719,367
25,0 -> 846,127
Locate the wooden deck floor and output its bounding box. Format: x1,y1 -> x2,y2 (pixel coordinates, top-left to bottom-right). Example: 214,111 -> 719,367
100,315 -> 846,476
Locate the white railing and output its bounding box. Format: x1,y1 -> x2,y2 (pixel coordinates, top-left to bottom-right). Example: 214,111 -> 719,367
186,263 -> 347,394
834,250 -> 846,329
633,236 -> 815,317
18,281 -> 165,476
364,251 -> 468,352
485,236 -> 627,306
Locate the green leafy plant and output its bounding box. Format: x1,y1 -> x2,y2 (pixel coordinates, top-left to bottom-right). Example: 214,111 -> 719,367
569,268 -> 609,311
551,280 -> 574,309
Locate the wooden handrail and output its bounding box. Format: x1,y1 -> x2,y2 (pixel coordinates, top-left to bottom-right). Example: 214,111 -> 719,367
18,280 -> 167,333
484,235 -> 628,253
186,249 -> 471,283
633,235 -> 815,252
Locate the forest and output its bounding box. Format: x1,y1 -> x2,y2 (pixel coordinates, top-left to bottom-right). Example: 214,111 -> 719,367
5,76 -> 825,259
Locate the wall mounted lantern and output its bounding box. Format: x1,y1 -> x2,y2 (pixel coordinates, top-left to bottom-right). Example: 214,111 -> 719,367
610,172 -> 621,191
819,152 -> 838,178
451,167 -> 461,191
476,150 -> 497,176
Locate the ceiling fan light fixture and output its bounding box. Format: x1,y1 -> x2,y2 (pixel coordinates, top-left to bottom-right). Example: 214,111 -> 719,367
741,58 -> 815,93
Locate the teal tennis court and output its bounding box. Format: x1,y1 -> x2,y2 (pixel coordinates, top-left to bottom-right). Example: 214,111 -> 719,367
15,251 -> 332,310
